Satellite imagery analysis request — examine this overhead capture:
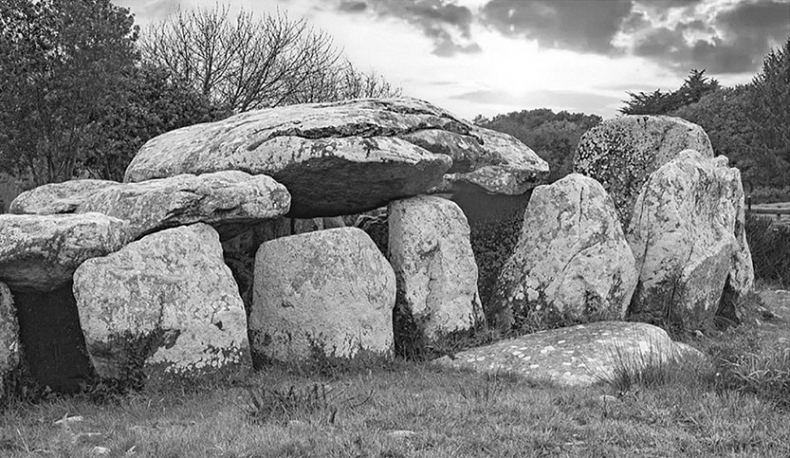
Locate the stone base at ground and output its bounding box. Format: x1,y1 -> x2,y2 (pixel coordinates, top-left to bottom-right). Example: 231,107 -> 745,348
434,321 -> 705,387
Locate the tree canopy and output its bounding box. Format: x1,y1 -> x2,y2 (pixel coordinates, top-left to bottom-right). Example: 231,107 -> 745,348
474,109 -> 602,183
619,69 -> 720,115
140,5 -> 400,112
0,0 -> 140,185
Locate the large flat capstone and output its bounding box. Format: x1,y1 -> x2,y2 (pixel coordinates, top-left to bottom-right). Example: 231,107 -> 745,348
124,97 -> 548,217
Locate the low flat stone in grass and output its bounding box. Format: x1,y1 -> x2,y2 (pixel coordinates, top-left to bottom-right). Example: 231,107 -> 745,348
433,321 -> 705,387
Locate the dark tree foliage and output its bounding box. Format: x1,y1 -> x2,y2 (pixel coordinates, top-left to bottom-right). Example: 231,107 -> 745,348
620,69 -> 720,115
0,0 -> 140,185
474,109 -> 602,183
672,38 -> 790,188
0,0 -> 230,185
83,65 -> 230,182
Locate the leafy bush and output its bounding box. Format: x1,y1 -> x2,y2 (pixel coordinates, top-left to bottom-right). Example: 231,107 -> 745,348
745,214 -> 790,287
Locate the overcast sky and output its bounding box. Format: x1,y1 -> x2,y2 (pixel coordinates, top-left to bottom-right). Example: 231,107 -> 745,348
117,0 -> 790,121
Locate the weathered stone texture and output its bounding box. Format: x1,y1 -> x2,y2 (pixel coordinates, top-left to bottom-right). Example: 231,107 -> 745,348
434,321 -> 705,387
73,224 -> 250,381
10,179 -> 117,215
627,150 -> 754,330
0,213 -> 131,292
491,174 -> 637,330
77,171 -> 290,240
388,196 -> 484,352
573,115 -> 713,226
124,97 -> 547,217
251,227 -> 395,364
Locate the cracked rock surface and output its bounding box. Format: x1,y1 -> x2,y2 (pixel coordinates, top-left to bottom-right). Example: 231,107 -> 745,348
626,150 -> 754,331
573,115 -> 713,227
77,171 -> 291,240
250,227 -> 395,364
124,97 -> 547,217
0,213 -> 132,292
490,174 -> 637,330
388,196 -> 484,351
73,223 -> 250,381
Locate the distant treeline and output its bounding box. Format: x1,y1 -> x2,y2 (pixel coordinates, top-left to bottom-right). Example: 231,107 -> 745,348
477,38 -> 790,195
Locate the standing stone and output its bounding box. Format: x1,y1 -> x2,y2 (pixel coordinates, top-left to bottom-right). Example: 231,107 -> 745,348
573,115 -> 713,226
491,174 -> 638,331
388,196 -> 483,355
0,213 -> 131,292
73,224 -> 250,382
0,282 -> 20,402
251,227 -> 395,364
627,150 -> 754,331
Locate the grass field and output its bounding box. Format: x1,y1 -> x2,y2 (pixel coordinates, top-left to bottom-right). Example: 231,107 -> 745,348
2,284 -> 789,458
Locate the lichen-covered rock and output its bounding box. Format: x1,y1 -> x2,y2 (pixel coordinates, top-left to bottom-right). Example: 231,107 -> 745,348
123,97 -> 548,217
434,321 -> 706,387
73,224 -> 250,382
77,171 -> 290,240
490,174 -> 637,330
404,125 -> 549,195
10,179 -> 118,214
0,282 -> 20,402
627,150 -> 754,331
0,213 -> 132,292
250,227 -> 395,364
573,115 -> 713,226
388,196 -> 484,354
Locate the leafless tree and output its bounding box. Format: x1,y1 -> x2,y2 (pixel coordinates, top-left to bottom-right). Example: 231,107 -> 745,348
140,5 -> 400,112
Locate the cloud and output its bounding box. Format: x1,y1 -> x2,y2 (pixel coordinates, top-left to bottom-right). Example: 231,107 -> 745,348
480,0 -> 634,54
334,0 -> 481,57
632,0 -> 790,74
452,88 -> 622,114
337,1 -> 367,13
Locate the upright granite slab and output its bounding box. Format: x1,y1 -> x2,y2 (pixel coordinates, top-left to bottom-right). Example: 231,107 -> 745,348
627,150 -> 754,330
491,174 -> 637,330
73,224 -> 250,382
251,227 -> 396,364
124,97 -> 548,217
434,321 -> 704,387
388,196 -> 484,355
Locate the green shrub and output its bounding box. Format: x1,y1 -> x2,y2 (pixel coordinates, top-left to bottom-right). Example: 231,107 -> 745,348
745,214 -> 790,287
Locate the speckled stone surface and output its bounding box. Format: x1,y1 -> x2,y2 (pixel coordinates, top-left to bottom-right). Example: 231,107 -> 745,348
74,223 -> 250,381
490,173 -> 637,329
124,97 -> 547,217
10,179 -> 117,215
434,321 -> 701,387
77,171 -> 291,240
0,213 -> 132,292
573,115 -> 713,227
388,196 -> 484,346
251,227 -> 395,364
627,150 -> 753,330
